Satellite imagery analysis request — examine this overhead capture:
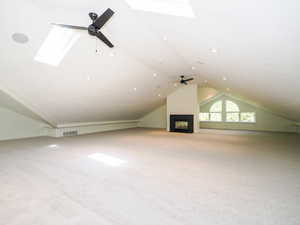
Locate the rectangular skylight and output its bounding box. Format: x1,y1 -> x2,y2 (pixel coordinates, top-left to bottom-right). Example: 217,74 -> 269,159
124,0 -> 195,18
34,26 -> 80,66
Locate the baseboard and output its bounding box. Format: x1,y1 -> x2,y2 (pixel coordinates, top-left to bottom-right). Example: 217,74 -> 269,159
50,120 -> 139,137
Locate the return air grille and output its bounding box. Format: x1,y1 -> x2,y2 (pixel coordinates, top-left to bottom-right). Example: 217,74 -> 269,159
63,130 -> 78,137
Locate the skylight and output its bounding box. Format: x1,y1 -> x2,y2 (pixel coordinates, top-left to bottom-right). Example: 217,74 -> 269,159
34,26 -> 80,66
124,0 -> 195,18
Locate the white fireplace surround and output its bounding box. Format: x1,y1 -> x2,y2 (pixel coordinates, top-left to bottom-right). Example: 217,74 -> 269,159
166,84 -> 199,132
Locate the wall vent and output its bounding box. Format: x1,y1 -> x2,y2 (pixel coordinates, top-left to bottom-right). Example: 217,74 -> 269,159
63,130 -> 78,137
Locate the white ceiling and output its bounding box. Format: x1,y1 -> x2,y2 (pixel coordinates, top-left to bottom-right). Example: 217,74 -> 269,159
0,0 -> 300,125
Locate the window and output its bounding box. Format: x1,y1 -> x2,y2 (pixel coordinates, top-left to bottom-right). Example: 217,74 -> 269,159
241,112 -> 256,123
199,112 -> 209,121
210,101 -> 222,122
199,101 -> 222,122
200,99 -> 256,123
226,113 -> 239,122
35,26 -> 80,66
226,100 -> 240,122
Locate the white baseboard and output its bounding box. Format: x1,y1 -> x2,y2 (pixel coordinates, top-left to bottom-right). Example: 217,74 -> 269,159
49,120 -> 139,137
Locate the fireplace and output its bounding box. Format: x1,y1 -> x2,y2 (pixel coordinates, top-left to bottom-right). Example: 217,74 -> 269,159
170,114 -> 194,133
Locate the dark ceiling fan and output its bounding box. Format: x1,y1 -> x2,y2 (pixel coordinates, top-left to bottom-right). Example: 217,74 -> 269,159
180,75 -> 194,85
52,8 -> 115,48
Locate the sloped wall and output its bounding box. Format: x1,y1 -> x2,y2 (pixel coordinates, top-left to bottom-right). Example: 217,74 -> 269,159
200,95 -> 297,133
0,106 -> 48,141
138,105 -> 167,128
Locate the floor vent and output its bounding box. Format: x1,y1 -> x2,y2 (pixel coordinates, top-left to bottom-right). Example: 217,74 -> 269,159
63,130 -> 78,137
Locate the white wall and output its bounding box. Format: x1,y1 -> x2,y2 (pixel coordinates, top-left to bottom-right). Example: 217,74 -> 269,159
198,87 -> 219,102
200,95 -> 297,133
0,104 -> 139,141
138,86 -> 299,133
167,84 -> 199,132
0,106 -> 48,141
138,105 -> 167,128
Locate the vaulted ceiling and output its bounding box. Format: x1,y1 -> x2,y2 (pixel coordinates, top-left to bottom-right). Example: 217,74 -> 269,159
0,0 -> 299,125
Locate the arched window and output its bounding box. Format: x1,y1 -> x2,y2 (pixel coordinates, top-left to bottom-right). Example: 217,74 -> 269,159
226,100 -> 240,122
199,101 -> 222,122
209,101 -> 222,121
200,99 -> 256,123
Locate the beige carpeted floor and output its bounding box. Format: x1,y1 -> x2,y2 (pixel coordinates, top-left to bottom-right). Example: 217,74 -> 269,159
0,128 -> 300,225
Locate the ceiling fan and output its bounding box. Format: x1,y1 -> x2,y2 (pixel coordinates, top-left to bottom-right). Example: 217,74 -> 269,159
179,75 -> 194,85
51,8 -> 115,48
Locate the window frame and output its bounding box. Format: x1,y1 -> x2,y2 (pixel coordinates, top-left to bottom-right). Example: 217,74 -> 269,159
240,112 -> 256,123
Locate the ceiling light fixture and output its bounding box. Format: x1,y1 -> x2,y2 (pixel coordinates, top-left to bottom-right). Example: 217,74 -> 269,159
163,36 -> 168,41
153,73 -> 157,77
158,94 -> 161,97
191,66 -> 196,70
109,52 -> 115,57
34,26 -> 80,66
223,76 -> 227,81
174,83 -> 178,87
124,0 -> 195,18
133,87 -> 137,91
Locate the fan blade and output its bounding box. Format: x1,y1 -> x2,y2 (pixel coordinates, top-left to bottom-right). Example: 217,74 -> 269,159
51,23 -> 88,30
183,81 -> 188,85
95,31 -> 114,48
93,8 -> 115,29
184,78 -> 194,82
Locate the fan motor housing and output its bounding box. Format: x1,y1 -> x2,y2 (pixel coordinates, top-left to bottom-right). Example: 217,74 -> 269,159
88,25 -> 97,35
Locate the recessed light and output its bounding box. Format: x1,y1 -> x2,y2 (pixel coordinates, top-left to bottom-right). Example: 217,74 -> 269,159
222,76 -> 227,81
174,83 -> 178,87
163,36 -> 168,41
226,88 -> 230,91
109,52 -> 115,57
210,48 -> 217,53
153,73 -> 157,77
158,94 -> 161,97
12,33 -> 29,44
191,66 -> 196,70
87,76 -> 91,81
133,87 -> 137,91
